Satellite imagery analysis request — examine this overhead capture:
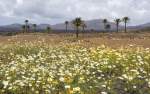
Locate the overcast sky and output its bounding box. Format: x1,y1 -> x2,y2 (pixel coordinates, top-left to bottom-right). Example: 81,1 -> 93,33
0,0 -> 150,25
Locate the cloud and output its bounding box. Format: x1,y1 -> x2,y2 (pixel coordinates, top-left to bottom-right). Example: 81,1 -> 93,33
0,0 -> 150,25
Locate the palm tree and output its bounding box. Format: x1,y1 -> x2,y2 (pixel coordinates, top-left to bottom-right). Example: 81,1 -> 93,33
65,21 -> 69,32
72,17 -> 82,38
33,24 -> 37,32
22,25 -> 26,33
47,26 -> 51,33
103,19 -> 108,33
105,24 -> 111,32
27,25 -> 30,32
123,17 -> 130,33
25,20 -> 29,32
115,19 -> 121,33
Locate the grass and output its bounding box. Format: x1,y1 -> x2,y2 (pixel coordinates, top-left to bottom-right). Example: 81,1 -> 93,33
0,33 -> 150,94
0,32 -> 150,48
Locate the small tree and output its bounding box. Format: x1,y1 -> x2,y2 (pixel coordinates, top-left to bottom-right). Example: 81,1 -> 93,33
72,17 -> 82,38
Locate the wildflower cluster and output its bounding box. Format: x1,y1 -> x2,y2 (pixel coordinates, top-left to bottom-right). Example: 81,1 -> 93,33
0,44 -> 150,94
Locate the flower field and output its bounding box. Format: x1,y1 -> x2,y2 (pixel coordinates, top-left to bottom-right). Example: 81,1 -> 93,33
0,43 -> 150,94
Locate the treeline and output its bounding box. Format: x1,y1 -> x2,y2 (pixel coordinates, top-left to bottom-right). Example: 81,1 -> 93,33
21,17 -> 130,38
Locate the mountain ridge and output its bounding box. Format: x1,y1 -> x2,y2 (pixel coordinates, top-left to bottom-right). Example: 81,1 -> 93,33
0,19 -> 150,32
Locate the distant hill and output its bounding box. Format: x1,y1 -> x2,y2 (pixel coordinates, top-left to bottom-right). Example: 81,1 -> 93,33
0,24 -> 51,32
128,23 -> 150,30
0,19 -> 150,32
0,24 -> 22,32
138,23 -> 150,28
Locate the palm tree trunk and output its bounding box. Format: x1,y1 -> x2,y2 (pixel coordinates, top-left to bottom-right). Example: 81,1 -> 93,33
117,25 -> 119,33
34,28 -> 36,32
104,24 -> 106,33
66,24 -> 68,32
25,23 -> 28,33
125,22 -> 127,33
76,27 -> 79,38
25,25 -> 27,33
